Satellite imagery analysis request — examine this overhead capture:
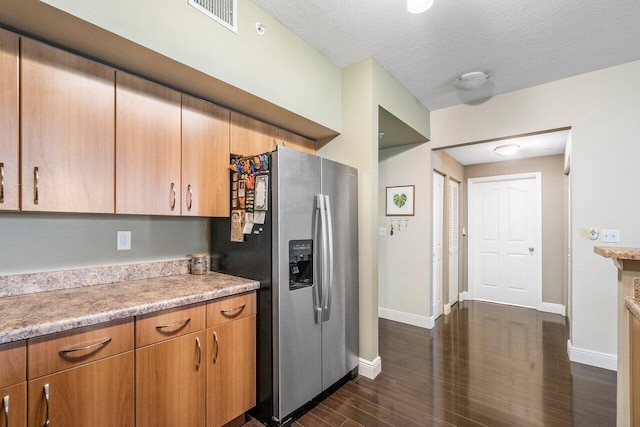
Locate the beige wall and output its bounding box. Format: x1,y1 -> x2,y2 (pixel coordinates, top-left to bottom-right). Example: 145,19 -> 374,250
378,143 -> 431,324
320,57 -> 430,363
464,155 -> 566,306
1,0 -> 342,136
430,60 -> 640,363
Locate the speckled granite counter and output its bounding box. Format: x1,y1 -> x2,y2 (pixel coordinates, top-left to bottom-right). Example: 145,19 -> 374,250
0,272 -> 259,344
594,246 -> 640,261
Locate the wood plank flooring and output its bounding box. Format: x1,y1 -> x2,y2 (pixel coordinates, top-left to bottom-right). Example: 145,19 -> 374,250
248,301 -> 617,426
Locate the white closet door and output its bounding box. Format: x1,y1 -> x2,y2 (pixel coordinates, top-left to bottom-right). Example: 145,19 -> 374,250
432,171 -> 444,319
448,179 -> 460,307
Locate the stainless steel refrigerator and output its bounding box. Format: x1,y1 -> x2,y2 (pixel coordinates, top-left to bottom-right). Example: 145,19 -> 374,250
210,146 -> 359,426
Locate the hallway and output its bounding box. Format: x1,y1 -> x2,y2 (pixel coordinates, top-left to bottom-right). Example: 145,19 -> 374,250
293,301 -> 616,426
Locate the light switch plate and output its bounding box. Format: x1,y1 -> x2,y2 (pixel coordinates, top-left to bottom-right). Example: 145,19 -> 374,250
378,227 -> 387,236
601,229 -> 620,243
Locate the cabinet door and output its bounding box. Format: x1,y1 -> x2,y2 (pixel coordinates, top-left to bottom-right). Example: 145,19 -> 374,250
21,38 -> 115,213
136,332 -> 205,427
182,95 -> 230,217
632,314 -> 640,426
230,112 -> 277,157
0,29 -> 19,212
0,383 -> 26,427
116,72 -> 181,215
27,352 -> 134,427
277,128 -> 316,155
206,316 -> 256,427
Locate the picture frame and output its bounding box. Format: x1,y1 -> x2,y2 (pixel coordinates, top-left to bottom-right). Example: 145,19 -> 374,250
386,185 -> 415,216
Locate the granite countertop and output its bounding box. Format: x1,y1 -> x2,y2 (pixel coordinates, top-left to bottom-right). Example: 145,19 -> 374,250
594,246 -> 640,260
0,272 -> 260,344
626,297 -> 640,322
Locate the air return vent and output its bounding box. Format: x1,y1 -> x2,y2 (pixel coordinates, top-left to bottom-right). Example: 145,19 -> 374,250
188,0 -> 237,33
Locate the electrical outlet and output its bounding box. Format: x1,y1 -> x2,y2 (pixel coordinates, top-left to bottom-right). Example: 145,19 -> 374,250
601,229 -> 620,243
117,231 -> 131,250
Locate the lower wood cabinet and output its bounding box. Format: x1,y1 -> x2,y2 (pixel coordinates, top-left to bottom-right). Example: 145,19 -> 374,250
135,331 -> 205,427
632,313 -> 640,426
1,341 -> 26,427
0,383 -> 26,427
207,315 -> 256,427
27,353 -> 134,427
1,293 -> 256,427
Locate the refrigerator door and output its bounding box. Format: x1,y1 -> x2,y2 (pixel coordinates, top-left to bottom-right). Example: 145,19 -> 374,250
320,158 -> 359,390
272,147 -> 323,421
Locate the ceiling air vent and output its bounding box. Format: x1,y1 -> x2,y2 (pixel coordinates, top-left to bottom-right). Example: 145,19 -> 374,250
188,0 -> 237,33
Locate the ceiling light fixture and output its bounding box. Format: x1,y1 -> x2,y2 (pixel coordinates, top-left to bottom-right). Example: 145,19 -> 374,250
494,144 -> 520,156
454,71 -> 490,90
407,0 -> 434,14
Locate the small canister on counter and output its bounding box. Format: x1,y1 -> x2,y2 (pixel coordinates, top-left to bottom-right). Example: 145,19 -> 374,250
189,253 -> 208,275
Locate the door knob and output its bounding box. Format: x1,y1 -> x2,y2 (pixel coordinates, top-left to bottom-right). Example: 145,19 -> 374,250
529,247 -> 535,253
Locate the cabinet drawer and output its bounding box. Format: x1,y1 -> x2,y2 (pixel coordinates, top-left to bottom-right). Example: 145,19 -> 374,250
28,319 -> 133,379
0,341 -> 26,388
207,292 -> 256,327
136,303 -> 205,348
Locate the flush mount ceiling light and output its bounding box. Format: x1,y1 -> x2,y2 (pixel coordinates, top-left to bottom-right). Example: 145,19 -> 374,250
494,144 -> 520,156
407,0 -> 434,14
454,71 -> 490,90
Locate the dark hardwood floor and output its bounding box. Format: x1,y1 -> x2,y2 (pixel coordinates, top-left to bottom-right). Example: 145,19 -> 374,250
285,301 -> 616,426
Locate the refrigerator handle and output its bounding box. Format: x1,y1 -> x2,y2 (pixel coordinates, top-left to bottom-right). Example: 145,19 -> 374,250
322,195 -> 334,322
318,194 -> 330,324
314,194 -> 325,324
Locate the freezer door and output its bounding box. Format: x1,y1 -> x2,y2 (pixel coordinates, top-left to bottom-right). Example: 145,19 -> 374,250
320,158 -> 359,390
272,147 -> 323,421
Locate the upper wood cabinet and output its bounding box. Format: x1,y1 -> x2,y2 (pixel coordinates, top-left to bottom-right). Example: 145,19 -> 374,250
230,111 -> 316,157
116,72 -> 181,216
21,38 -> 115,213
182,95 -> 230,217
0,29 -> 19,212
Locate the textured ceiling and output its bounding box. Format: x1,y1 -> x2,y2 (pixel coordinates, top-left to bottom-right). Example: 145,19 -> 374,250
251,0 -> 640,111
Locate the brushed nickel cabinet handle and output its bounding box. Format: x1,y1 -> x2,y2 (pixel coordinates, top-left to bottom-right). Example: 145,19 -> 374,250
59,337 -> 112,355
43,384 -> 50,427
34,167 -> 39,205
220,304 -> 246,316
2,395 -> 8,427
213,331 -> 219,364
170,182 -> 176,211
195,337 -> 202,371
155,318 -> 191,331
187,184 -> 193,211
0,162 -> 5,204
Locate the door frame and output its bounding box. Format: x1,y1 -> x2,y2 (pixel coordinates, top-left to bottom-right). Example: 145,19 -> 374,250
467,172 -> 542,310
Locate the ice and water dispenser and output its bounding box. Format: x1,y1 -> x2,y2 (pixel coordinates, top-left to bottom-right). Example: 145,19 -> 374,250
289,240 -> 313,290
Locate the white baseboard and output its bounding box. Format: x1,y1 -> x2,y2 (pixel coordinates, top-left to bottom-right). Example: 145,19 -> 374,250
359,356 -> 382,379
378,307 -> 434,329
444,303 -> 451,315
567,339 -> 617,371
538,302 -> 566,316
459,291 -> 471,302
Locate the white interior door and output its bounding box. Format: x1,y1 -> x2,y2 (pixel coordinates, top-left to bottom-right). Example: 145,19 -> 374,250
469,173 -> 541,308
432,171 -> 444,319
448,179 -> 460,307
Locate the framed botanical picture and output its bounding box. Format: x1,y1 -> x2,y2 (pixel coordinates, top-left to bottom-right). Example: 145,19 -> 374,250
386,185 -> 415,216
